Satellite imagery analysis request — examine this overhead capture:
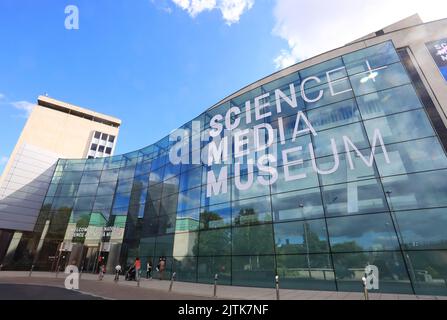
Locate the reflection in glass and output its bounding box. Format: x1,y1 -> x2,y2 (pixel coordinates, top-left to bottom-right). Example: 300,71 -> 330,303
274,220 -> 329,254
276,254 -> 336,290
322,179 -> 388,217
328,213 -> 400,252
333,251 -> 412,293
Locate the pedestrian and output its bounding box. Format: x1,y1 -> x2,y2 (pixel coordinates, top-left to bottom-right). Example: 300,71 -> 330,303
114,264 -> 122,281
159,257 -> 166,280
134,257 -> 141,282
99,264 -> 106,280
146,260 -> 152,279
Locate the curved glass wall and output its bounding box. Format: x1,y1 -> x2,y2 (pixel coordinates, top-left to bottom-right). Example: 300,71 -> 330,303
4,41 -> 447,296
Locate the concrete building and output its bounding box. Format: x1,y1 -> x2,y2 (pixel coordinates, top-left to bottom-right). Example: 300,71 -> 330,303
0,96 -> 120,250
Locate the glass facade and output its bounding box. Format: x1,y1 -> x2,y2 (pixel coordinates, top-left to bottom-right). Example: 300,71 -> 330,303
3,41 -> 447,296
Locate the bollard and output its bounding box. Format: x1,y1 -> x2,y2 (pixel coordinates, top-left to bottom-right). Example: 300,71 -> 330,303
362,276 -> 369,300
137,270 -> 140,287
169,272 -> 176,292
79,266 -> 83,279
275,275 -> 280,300
29,265 -> 34,277
213,274 -> 218,298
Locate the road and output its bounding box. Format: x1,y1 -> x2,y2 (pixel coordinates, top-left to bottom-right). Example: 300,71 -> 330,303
0,277 -> 211,300
0,283 -> 103,300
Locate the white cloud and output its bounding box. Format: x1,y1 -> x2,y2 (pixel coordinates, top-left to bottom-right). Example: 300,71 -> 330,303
171,0 -> 254,25
272,0 -> 447,69
11,101 -> 35,118
0,156 -> 8,165
0,93 -> 5,100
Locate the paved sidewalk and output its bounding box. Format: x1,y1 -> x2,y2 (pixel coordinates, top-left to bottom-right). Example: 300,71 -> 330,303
1,271 -> 446,300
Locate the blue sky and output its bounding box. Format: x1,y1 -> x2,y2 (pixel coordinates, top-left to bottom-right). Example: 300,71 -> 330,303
0,0 -> 445,174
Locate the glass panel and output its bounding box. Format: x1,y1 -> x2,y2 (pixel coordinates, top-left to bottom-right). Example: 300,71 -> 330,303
382,170 -> 447,210
160,193 -> 179,216
312,122 -> 369,159
173,232 -> 198,256
76,184 -> 98,197
73,196 -> 95,211
177,186 -> 201,211
57,183 -> 79,197
232,196 -> 272,226
307,99 -> 361,132
272,188 -> 324,222
197,256 -> 231,285
303,81 -> 354,111
154,234 -> 174,257
232,173 -> 270,201
364,109 -> 435,145
395,208 -> 447,250
274,220 -> 329,254
317,150 -> 379,186
276,254 -> 336,290
356,84 -> 423,120
179,166 -> 203,192
272,160 -> 319,194
232,255 -> 275,288
343,41 -> 400,75
328,213 -> 400,252
173,256 -> 197,283
80,171 -> 101,185
100,169 -> 119,183
271,134 -> 312,164
405,251 -> 447,296
232,224 -> 275,255
333,251 -> 412,293
198,228 -> 231,256
176,207 -> 200,227
375,137 -> 447,177
350,62 -> 410,96
322,178 -> 388,217
96,182 -> 116,196
200,203 -> 231,230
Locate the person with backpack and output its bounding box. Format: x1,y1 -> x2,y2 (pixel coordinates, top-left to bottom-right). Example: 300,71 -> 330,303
146,260 -> 152,279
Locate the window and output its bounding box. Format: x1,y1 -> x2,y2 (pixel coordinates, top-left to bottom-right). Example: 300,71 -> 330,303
90,144 -> 98,151
276,254 -> 336,290
274,219 -> 329,254
272,188 -> 324,222
364,109 -> 435,145
98,145 -> 105,153
395,208 -> 447,250
322,178 -> 388,217
101,133 -> 108,141
382,170 -> 447,211
356,84 -> 423,120
232,196 -> 272,226
105,147 -> 112,154
232,255 -> 275,288
327,213 -> 400,252
108,135 -> 115,143
232,224 -> 275,255
198,228 -> 231,256
94,131 -> 101,139
333,251 -> 412,294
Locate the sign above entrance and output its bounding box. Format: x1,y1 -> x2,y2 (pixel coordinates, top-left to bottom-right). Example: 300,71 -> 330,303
426,38 -> 447,82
